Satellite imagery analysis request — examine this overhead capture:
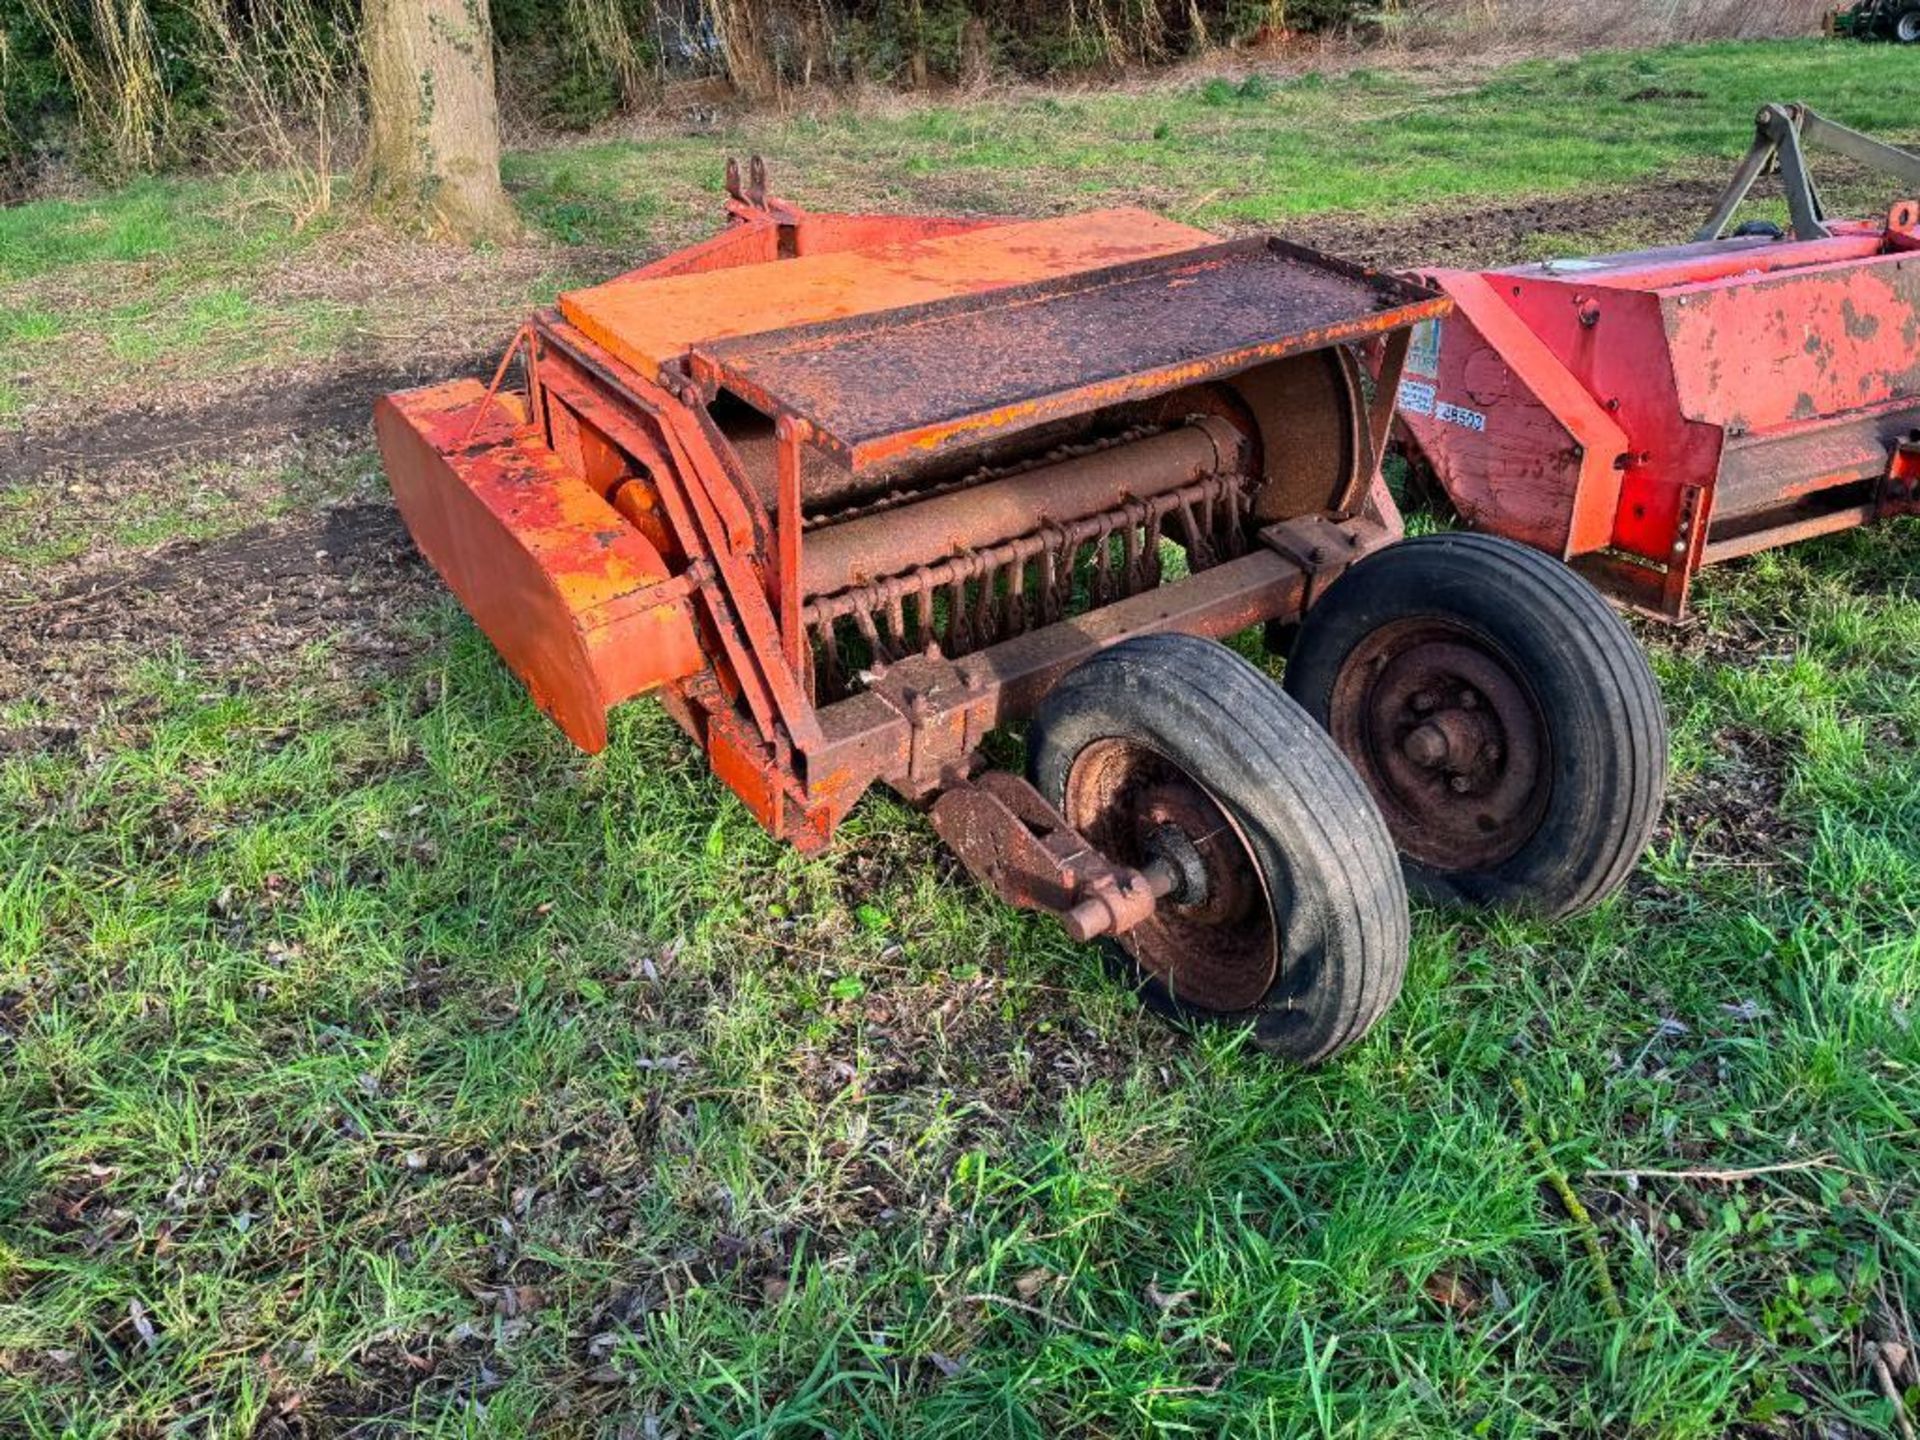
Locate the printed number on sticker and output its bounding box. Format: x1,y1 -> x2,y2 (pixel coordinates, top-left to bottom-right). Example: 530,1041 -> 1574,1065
1398,380 -> 1437,417
1437,401 -> 1486,433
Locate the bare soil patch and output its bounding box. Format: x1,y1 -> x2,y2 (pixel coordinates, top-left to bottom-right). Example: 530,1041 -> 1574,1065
0,356 -> 487,488
1291,174 -> 1727,272
3,501 -> 430,735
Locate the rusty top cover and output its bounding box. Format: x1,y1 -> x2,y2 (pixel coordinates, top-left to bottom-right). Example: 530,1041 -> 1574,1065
688,238 -> 1449,469
556,209 -> 1213,379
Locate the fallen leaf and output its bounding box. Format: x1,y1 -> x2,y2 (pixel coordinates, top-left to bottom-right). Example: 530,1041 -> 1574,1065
1146,1279 -> 1195,1313
1423,1268 -> 1483,1316
128,1298 -> 157,1349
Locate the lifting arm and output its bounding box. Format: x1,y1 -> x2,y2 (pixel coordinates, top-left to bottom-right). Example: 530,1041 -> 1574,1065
1696,102 -> 1920,242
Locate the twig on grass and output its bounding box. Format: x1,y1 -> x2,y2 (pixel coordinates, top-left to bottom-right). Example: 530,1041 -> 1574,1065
957,1292 -> 1109,1340
1585,1155 -> 1839,1184
1511,1076 -> 1624,1322
7,573 -> 139,614
1867,1342 -> 1917,1440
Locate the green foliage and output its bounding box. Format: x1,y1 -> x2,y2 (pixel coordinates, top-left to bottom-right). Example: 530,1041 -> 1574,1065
0,0 -> 359,189
0,0 -> 1379,190
0,0 -> 72,193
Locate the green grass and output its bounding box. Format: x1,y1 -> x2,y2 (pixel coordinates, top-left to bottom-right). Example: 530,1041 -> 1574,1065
3,531 -> 1915,1436
4,34 -> 1920,1439
0,177 -> 301,285
507,41 -> 1919,244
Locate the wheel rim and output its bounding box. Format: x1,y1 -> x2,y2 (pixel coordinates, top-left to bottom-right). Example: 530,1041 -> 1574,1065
1327,618 -> 1550,872
1062,738 -> 1277,1011
1901,12 -> 1920,40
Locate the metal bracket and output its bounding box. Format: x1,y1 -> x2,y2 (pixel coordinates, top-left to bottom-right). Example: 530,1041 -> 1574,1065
928,771 -> 1168,942
1258,514 -> 1386,609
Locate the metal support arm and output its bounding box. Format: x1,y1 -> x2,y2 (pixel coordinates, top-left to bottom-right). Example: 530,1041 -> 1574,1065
1697,102 -> 1920,243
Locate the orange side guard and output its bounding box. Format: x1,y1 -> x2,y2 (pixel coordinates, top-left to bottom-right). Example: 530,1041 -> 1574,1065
375,380 -> 703,751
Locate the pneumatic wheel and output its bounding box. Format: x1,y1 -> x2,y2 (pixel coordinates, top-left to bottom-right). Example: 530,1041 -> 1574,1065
1283,533 -> 1667,919
1029,633 -> 1409,1065
1898,7 -> 1920,42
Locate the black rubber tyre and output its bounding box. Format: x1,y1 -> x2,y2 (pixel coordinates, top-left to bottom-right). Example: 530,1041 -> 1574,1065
1029,633 -> 1409,1065
1897,7 -> 1920,43
1283,533 -> 1667,919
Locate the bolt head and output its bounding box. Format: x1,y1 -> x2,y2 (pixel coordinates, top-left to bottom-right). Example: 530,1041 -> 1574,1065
1402,723 -> 1450,769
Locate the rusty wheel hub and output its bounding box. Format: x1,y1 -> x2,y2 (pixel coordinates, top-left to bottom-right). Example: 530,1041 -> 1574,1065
1062,740 -> 1275,1011
1328,619 -> 1548,872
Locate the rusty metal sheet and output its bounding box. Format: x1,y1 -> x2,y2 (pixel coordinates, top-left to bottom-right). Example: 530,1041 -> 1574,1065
1661,254 -> 1920,432
558,208 -> 1213,380
375,381 -> 703,753
691,239 -> 1446,471
1395,269 -> 1629,560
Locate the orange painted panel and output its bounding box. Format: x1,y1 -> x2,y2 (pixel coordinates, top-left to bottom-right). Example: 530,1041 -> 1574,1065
376,381 -> 702,753
558,208 -> 1214,379
1661,255 -> 1920,432
1397,271 -> 1629,559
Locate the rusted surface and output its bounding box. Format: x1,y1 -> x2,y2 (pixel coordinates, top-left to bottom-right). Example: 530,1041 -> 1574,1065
375,381 -> 702,753
1327,618 -> 1548,872
803,468 -> 1245,697
1397,109 -> 1920,618
928,771 -> 1171,943
381,165 -> 1433,924
1403,237 -> 1920,617
803,518 -> 1394,804
562,209 -> 1212,380
1061,736 -> 1275,1010
692,239 -> 1448,470
800,417 -> 1244,595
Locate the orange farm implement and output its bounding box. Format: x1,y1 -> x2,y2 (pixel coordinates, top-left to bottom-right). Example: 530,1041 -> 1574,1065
377,159 -> 1667,1063
1396,104 -> 1920,618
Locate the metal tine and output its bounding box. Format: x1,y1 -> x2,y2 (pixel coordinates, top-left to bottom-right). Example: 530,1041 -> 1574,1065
1052,534 -> 1079,617
1092,520 -> 1116,607
814,619 -> 844,699
974,559 -> 998,645
1007,554 -> 1029,635
852,604 -> 886,668
1178,496 -> 1216,571
1222,484 -> 1246,558
946,578 -> 969,655
917,575 -> 937,652
885,588 -> 906,652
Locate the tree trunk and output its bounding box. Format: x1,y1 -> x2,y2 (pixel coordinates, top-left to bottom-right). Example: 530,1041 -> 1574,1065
362,0 -> 519,243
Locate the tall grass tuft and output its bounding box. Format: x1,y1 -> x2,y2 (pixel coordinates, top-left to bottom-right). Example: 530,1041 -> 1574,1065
24,0 -> 170,178
188,0 -> 360,228
565,0 -> 651,110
